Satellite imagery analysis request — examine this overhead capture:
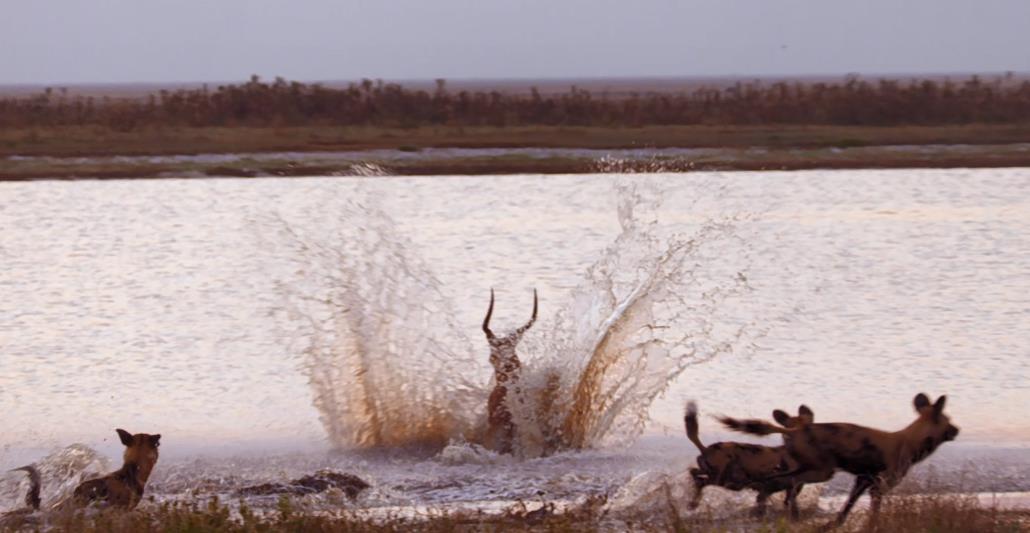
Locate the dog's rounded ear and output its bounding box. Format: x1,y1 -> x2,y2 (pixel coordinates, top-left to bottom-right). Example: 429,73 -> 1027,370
913,393 -> 931,411
149,434 -> 161,447
116,429 -> 134,446
932,395 -> 947,419
772,410 -> 790,425
798,405 -> 814,422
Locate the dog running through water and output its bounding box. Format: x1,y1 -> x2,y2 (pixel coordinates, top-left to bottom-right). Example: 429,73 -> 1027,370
720,393 -> 958,528
685,401 -> 833,519
7,428 -> 161,514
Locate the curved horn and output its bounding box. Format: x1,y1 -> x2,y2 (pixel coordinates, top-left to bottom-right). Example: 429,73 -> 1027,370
515,289 -> 538,337
482,288 -> 496,340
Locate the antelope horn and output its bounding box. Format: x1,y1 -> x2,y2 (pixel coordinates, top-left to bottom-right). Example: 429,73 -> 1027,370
482,288 -> 496,340
515,289 -> 538,337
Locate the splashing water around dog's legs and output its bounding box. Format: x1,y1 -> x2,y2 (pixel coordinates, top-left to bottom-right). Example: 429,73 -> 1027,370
273,180 -> 762,457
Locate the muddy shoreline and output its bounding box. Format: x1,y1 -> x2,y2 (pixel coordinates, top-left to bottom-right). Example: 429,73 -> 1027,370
3,143 -> 1030,180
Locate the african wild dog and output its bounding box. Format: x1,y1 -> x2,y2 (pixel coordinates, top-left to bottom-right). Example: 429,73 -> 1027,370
8,429 -> 161,513
481,288 -> 537,454
685,401 -> 833,519
720,393 -> 958,528
73,428 -> 161,508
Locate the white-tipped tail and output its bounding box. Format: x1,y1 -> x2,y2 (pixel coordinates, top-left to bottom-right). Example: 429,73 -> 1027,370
684,401 -> 706,452
11,465 -> 41,510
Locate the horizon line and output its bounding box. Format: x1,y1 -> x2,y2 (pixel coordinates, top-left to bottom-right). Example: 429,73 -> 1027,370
2,70 -> 1028,89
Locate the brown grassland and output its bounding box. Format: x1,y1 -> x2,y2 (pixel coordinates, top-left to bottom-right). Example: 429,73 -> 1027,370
3,123 -> 1030,158
5,75 -> 1029,130
2,74 -> 1030,178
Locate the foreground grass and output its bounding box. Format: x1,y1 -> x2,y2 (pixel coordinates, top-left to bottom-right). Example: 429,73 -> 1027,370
3,493 -> 1026,532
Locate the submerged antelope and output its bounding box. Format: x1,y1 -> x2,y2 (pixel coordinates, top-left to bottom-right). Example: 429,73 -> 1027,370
482,288 -> 537,454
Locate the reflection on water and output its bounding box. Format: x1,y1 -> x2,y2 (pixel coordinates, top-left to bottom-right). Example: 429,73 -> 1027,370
1,168 -> 1029,455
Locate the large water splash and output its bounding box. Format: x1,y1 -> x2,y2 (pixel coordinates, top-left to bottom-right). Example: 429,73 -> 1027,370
0,445 -> 110,511
508,181 -> 758,456
274,180 -> 759,457
272,197 -> 484,451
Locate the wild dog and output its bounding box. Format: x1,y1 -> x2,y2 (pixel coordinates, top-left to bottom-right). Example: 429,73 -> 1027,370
8,429 -> 161,513
720,393 -> 959,528
481,288 -> 537,454
685,401 -> 832,520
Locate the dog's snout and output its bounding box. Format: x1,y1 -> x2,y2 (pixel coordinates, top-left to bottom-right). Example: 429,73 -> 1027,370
945,425 -> 959,441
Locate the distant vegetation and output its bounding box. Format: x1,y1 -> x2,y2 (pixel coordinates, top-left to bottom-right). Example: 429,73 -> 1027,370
2,74 -> 1030,131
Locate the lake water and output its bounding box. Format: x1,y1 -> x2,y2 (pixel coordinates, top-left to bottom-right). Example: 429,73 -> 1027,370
1,168 -> 1028,511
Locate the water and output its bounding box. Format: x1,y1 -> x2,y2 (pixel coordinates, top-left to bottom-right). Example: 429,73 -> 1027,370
7,142 -> 1030,166
272,180 -> 761,456
1,168 -> 1029,513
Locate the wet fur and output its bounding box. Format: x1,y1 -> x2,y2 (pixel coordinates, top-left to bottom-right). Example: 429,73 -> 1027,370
685,402 -> 830,519
6,429 -> 160,515
720,393 -> 959,528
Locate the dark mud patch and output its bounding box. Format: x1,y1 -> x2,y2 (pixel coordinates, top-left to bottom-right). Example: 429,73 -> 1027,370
236,470 -> 370,499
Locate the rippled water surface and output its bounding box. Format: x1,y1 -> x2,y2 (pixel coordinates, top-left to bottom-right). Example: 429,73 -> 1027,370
1,168 -> 1028,510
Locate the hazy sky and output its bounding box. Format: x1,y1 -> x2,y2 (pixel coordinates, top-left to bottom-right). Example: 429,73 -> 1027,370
3,0 -> 1028,84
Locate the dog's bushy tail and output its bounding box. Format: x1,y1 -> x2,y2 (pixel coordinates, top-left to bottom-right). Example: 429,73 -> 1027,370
10,465 -> 41,511
718,416 -> 789,437
684,401 -> 706,452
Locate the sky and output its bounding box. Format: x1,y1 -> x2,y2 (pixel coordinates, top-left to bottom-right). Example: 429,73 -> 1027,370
2,0 -> 1029,85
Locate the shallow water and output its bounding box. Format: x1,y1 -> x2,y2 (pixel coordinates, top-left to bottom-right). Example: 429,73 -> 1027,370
7,142 -> 1030,166
1,168 -> 1029,510
8,143 -> 1030,180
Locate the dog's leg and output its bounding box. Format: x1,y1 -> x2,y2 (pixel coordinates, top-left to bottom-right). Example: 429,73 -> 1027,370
829,475 -> 874,528
869,482 -> 883,517
751,491 -> 770,518
867,475 -> 893,527
687,468 -> 706,510
786,483 -> 804,521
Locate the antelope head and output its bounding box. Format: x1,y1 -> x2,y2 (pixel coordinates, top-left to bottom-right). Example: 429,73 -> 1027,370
482,288 -> 538,378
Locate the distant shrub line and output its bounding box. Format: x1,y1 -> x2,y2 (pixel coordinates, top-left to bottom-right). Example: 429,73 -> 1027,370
3,75 -> 1030,131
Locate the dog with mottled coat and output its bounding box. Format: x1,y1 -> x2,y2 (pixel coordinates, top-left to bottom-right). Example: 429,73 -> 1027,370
685,401 -> 833,519
720,393 -> 958,529
6,428 -> 160,515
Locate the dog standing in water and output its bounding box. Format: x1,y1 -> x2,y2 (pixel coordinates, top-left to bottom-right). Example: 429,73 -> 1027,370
6,428 -> 161,515
73,429 -> 161,508
481,288 -> 537,454
685,401 -> 833,519
721,393 -> 958,528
